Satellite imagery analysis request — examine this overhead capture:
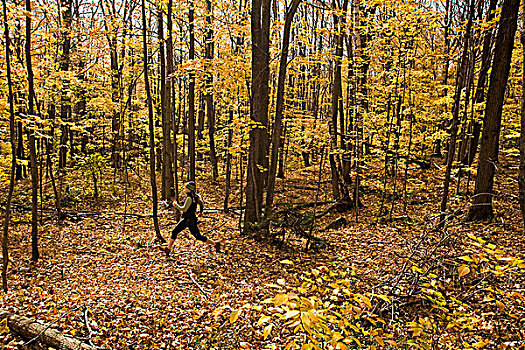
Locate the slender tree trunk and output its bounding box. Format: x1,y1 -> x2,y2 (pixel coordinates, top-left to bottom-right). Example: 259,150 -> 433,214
101,0 -> 120,170
467,0 -> 498,166
46,140 -> 62,219
519,8 -> 525,228
159,9 -> 174,201
277,122 -> 286,178
26,0 -> 38,262
439,0 -> 475,228
224,110 -> 234,213
58,0 -> 72,169
328,0 -> 350,204
166,0 -> 176,201
402,113 -> 414,213
2,0 -> 16,292
442,0 -> 451,94
187,0 -> 196,181
205,0 -> 218,182
244,0 -> 271,228
467,0 -> 520,221
265,0 -> 302,213
15,121 -> 25,180
142,0 -> 165,243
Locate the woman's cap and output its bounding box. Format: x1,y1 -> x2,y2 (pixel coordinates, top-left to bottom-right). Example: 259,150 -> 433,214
185,181 -> 196,191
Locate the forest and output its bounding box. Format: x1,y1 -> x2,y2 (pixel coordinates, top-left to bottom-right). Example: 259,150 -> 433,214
1,0 -> 525,348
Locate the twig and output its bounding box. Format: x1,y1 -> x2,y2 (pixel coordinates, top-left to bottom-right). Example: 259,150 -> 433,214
83,306 -> 97,348
186,269 -> 208,300
22,304 -> 84,347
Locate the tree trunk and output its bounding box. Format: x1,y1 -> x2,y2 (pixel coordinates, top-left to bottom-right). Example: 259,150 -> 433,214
439,0 -> 475,228
265,0 -> 302,214
518,8 -> 525,225
467,0 -> 520,221
277,122 -> 286,179
0,309 -> 92,350
46,140 -> 62,220
58,0 -> 72,169
188,0 -> 196,181
328,0 -> 350,204
2,0 -> 16,292
15,121 -> 25,180
442,0 -> 451,94
467,0 -> 498,166
166,0 -> 176,201
142,0 -> 165,243
25,0 -> 39,262
224,110 -> 234,213
205,0 -> 218,182
159,9 -> 174,201
244,0 -> 271,229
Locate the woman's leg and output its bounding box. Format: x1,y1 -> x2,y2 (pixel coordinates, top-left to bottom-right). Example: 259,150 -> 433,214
188,219 -> 220,252
166,219 -> 187,256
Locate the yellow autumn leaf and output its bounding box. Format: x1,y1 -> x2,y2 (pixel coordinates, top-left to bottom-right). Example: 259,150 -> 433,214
337,342 -> 349,350
374,335 -> 385,346
0,318 -> 9,334
280,259 -> 294,265
458,265 -> 470,278
284,310 -> 300,319
285,341 -> 297,350
301,311 -> 311,327
263,324 -> 273,339
273,293 -> 288,307
471,339 -> 489,348
230,308 -> 241,324
257,315 -> 271,325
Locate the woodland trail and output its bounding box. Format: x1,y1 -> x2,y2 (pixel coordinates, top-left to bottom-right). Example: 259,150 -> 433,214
2,205 -> 397,349
2,163 -> 525,349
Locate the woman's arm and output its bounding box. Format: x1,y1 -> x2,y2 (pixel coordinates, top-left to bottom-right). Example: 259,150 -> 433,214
174,196 -> 192,212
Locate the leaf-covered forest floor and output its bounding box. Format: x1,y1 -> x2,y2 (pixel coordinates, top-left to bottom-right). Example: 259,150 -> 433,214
1,154 -> 525,349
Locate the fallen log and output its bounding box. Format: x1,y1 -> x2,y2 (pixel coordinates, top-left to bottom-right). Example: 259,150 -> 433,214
0,308 -> 93,350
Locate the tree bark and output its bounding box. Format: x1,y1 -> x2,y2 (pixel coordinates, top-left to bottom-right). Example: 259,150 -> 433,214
328,0 -> 350,204
101,0 -> 121,169
188,0 -> 196,181
166,0 -> 176,202
205,0 -> 218,182
467,0 -> 520,221
15,121 -> 25,180
2,0 -> 16,292
0,309 -> 92,350
518,7 -> 525,230
142,0 -> 165,243
168,0 -> 180,209
159,9 -> 174,201
58,0 -> 73,169
244,0 -> 271,229
466,0 -> 498,166
224,111 -> 233,213
439,0 -> 475,228
26,0 -> 39,262
265,0 -> 302,214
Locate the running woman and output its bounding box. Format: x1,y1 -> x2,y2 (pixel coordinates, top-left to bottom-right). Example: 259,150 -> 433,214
164,181 -> 220,257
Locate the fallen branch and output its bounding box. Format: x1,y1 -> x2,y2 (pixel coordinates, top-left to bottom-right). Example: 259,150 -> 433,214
83,306 -> 96,348
0,307 -> 92,350
186,270 -> 208,299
